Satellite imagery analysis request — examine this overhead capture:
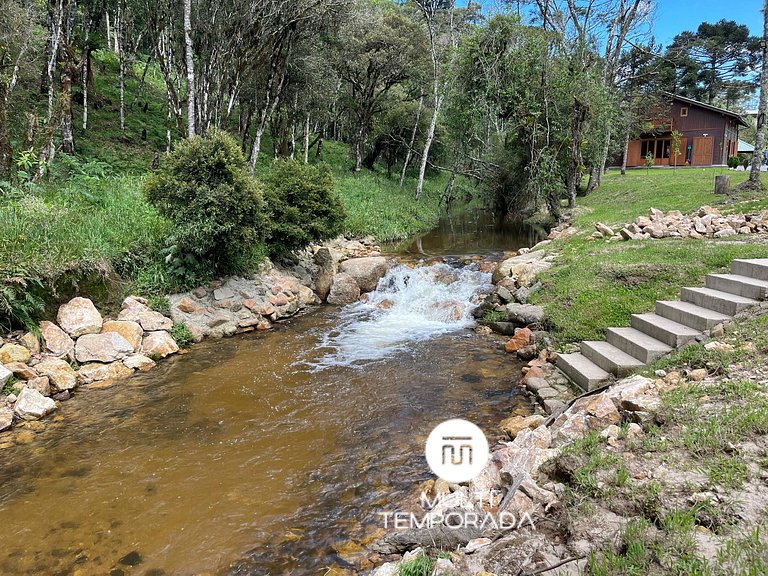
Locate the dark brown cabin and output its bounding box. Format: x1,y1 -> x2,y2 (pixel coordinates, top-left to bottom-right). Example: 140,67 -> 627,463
619,94 -> 748,168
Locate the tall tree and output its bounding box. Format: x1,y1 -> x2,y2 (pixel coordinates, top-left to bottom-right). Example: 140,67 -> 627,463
183,0 -> 195,137
749,2 -> 768,187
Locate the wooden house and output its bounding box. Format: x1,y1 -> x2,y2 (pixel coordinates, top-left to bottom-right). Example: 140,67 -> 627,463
620,94 -> 748,168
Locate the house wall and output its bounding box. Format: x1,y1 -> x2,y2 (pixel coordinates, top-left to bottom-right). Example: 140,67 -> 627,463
617,99 -> 740,167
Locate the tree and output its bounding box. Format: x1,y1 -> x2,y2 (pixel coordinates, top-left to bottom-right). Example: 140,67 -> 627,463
666,20 -> 761,105
749,3 -> 768,188
330,2 -> 426,172
183,0 -> 195,137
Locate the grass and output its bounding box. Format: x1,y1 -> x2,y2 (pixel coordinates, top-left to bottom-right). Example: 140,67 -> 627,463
397,553 -> 433,576
576,167 -> 766,228
531,168 -> 768,343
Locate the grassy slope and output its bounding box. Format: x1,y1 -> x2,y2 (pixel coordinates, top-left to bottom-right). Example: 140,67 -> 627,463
1,51 -> 447,299
531,168 -> 768,343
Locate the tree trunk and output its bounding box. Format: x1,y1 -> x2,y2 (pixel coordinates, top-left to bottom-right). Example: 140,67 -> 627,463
0,81 -> 11,178
61,65 -> 75,153
715,175 -> 730,195
620,129 -> 630,176
183,0 -> 196,137
400,95 -> 423,188
303,114 -> 310,164
566,99 -> 588,208
82,37 -> 90,130
352,125 -> 365,172
750,1 -> 768,185
416,97 -> 440,199
586,126 -> 611,192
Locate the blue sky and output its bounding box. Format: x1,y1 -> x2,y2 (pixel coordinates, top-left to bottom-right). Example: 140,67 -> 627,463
457,1 -> 764,46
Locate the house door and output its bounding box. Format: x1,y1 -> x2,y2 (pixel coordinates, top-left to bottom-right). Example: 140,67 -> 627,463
692,137 -> 713,166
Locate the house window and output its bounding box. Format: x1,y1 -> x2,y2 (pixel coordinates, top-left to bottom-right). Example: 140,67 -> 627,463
680,107 -> 689,117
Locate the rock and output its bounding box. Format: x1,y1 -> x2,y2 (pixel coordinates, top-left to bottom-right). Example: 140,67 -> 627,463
314,246 -> 335,270
504,327 -> 532,353
40,321 -> 75,358
213,287 -> 236,301
714,228 -> 737,238
493,252 -> 552,286
26,376 -> 51,396
77,361 -> 134,384
19,332 -> 40,354
370,563 -> 399,576
496,285 -> 514,303
649,207 -> 664,221
141,331 -> 179,358
315,270 -> 333,301
57,297 -> 103,337
75,332 -> 134,363
0,363 -> 13,387
500,414 -> 545,439
34,357 -> 78,392
4,362 -> 37,380
338,257 -> 390,292
505,303 -> 545,326
176,297 -> 197,314
298,285 -> 318,306
432,557 -> 457,574
0,407 -> 13,431
0,343 -> 31,364
595,222 -> 614,237
327,273 -> 361,305
619,227 -> 635,241
118,297 -> 173,331
53,390 -> 70,401
13,388 -> 56,420
689,368 -> 708,381
101,320 -> 144,352
517,344 -> 537,361
123,354 -> 157,372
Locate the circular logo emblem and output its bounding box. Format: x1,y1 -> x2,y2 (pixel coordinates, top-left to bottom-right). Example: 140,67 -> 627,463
425,419 -> 490,483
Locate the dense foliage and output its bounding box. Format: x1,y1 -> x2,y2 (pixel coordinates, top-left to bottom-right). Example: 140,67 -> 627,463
263,160 -> 345,256
143,131 -> 268,278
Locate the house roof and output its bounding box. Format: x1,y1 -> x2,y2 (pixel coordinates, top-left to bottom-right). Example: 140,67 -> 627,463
739,139 -> 755,153
665,92 -> 750,128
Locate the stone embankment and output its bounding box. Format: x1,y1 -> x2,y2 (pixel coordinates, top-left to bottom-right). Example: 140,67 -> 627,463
0,236 -> 391,439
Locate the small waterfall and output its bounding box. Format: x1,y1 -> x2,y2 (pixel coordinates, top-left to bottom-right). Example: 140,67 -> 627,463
311,263 -> 492,369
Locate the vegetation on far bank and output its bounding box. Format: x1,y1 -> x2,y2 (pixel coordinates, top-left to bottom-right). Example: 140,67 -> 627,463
532,168 -> 768,344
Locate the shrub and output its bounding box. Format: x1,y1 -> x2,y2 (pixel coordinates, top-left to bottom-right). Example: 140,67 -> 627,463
262,160 -> 345,256
170,321 -> 195,347
0,274 -> 46,332
143,131 -> 268,279
727,156 -> 740,169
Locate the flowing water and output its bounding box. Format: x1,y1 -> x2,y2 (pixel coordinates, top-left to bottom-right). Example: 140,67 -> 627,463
0,212 -> 539,576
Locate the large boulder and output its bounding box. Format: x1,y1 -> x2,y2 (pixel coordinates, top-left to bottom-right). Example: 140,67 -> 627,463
123,354 -> 156,372
40,321 -> 75,358
314,270 -> 333,301
0,343 -> 31,364
505,303 -> 545,326
101,320 -> 143,352
75,333 -> 134,363
492,251 -> 552,286
118,296 -> 173,331
327,273 -> 361,305
141,331 -> 179,358
338,257 -> 389,292
4,362 -> 37,381
13,388 -> 56,420
34,358 -> 78,392
77,361 -> 134,384
57,297 -> 103,337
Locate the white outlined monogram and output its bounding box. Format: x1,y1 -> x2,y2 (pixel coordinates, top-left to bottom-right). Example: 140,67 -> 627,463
425,419 -> 489,483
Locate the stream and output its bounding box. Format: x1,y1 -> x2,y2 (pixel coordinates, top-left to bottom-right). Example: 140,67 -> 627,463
0,212 -> 544,575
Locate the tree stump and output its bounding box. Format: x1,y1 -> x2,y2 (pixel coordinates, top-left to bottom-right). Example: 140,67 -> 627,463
715,175 -> 730,195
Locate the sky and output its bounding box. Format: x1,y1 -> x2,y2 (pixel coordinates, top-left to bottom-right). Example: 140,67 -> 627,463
457,0 -> 764,46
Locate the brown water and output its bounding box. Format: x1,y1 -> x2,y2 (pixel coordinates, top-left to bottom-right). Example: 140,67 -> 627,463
0,213 -> 535,576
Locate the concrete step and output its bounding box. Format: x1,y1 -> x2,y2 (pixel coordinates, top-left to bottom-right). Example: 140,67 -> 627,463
631,313 -> 701,348
655,300 -> 731,332
605,327 -> 673,364
580,341 -> 646,377
555,352 -> 610,391
680,287 -> 758,316
732,259 -> 768,281
705,274 -> 768,300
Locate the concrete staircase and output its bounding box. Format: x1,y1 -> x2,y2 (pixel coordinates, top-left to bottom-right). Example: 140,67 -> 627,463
556,258 -> 768,391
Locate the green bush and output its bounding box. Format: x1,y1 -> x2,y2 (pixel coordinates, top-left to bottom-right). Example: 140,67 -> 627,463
727,156 -> 740,169
143,131 -> 268,279
170,321 -> 195,347
263,160 -> 345,256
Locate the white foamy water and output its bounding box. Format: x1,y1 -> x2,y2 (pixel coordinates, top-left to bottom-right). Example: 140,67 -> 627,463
310,263 -> 492,369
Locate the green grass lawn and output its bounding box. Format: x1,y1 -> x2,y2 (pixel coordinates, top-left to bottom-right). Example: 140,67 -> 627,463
575,167 -> 766,228
532,167 -> 768,344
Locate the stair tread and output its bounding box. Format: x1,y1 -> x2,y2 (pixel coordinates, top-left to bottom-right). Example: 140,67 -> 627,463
707,273 -> 768,288
606,327 -> 672,352
656,300 -> 732,321
682,286 -> 758,304
556,352 -> 610,379
631,313 -> 702,336
582,340 -> 646,367
733,258 -> 768,265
